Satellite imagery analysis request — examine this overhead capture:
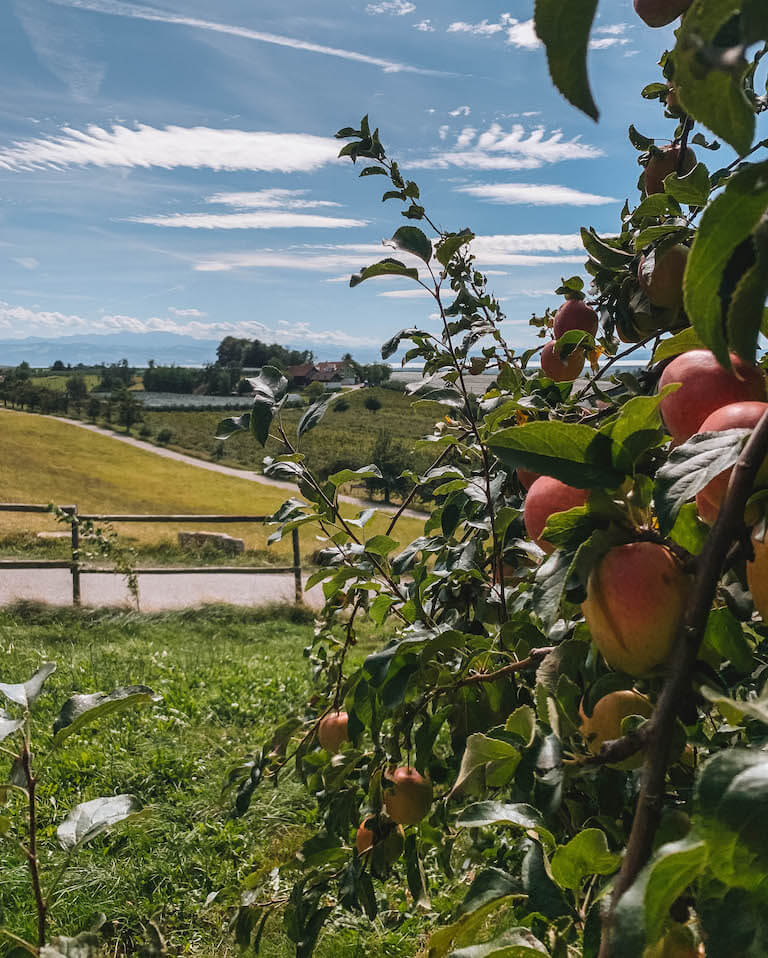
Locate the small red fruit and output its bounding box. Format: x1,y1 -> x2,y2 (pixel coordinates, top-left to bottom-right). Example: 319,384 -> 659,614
523,476 -> 589,553
383,767 -> 433,825
658,350 -> 766,443
517,468 -> 541,490
644,145 -> 696,195
579,690 -> 653,768
694,402 -> 768,522
317,710 -> 349,752
582,542 -> 690,675
540,341 -> 585,383
638,244 -> 688,309
634,0 -> 693,28
553,300 -> 598,339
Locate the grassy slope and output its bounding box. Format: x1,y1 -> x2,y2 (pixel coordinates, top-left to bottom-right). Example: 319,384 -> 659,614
0,412 -> 423,561
141,387 -> 439,479
0,604 -> 432,957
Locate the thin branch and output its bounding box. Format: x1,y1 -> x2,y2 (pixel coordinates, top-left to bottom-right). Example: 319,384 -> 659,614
599,408 -> 768,956
385,442 -> 456,537
571,336 -> 656,405
21,743 -> 46,948
457,647 -> 555,687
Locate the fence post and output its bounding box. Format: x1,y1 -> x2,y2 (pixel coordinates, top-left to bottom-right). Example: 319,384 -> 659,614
292,528 -> 302,605
69,506 -> 81,607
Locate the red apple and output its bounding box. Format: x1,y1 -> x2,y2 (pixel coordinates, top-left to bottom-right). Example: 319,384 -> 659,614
383,767 -> 433,825
638,244 -> 688,309
644,145 -> 696,195
540,341 -> 585,383
694,402 -> 768,522
317,710 -> 349,752
658,350 -> 766,443
634,0 -> 692,27
517,468 -> 541,490
553,300 -> 598,339
523,476 -> 589,553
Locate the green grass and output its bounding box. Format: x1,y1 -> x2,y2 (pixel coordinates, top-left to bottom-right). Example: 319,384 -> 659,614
140,387 -> 438,481
0,411 -> 424,562
0,603 -> 435,957
27,375 -> 101,393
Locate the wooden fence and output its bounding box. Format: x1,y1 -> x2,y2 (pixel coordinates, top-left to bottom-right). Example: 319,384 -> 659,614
0,503 -> 303,606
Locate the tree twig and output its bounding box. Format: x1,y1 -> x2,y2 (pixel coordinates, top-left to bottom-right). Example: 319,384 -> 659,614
599,408 -> 768,956
457,647 -> 554,687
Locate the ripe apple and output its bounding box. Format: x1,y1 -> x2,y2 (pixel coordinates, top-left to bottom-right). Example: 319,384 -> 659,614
553,299 -> 598,339
747,534 -> 768,622
658,349 -> 766,443
317,710 -> 349,752
517,468 -> 541,490
355,816 -> 405,863
579,690 -> 652,769
540,341 -> 585,383
638,245 -> 689,308
694,402 -> 768,522
634,0 -> 693,27
523,476 -> 589,553
383,766 -> 433,825
582,542 -> 690,675
644,144 -> 696,195
645,924 -> 702,957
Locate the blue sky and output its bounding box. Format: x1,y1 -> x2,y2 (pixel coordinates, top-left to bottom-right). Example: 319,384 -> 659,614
0,0 -> 689,360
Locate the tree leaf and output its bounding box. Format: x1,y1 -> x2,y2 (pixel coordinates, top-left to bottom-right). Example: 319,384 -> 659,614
0,663 -> 56,710
298,397 -> 330,438
0,710 -> 24,743
41,933 -> 101,958
684,161 -> 768,366
727,218 -> 768,364
53,686 -> 159,744
488,421 -> 623,489
436,230 -> 474,268
550,828 -> 621,889
534,0 -> 599,121
328,464 -> 382,487
673,1 -> 755,155
612,835 -> 709,957
449,733 -> 521,798
664,163 -> 711,207
447,928 -> 548,958
702,607 -> 754,674
249,396 -> 274,448
654,428 -> 751,533
57,794 -> 143,850
457,801 -> 544,831
215,412 -> 250,440
350,258 -> 420,288
458,868 -> 522,916
391,226 -> 432,264
652,327 -> 705,362
249,365 -> 288,402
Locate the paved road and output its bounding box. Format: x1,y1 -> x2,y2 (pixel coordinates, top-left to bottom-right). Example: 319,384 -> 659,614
0,568 -> 325,612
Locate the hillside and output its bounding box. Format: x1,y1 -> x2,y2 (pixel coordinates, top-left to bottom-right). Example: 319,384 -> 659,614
0,411 -> 423,562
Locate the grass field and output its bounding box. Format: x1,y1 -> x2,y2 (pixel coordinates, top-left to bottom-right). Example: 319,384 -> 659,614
0,411 -> 423,562
0,603 -> 439,957
140,386 -> 438,480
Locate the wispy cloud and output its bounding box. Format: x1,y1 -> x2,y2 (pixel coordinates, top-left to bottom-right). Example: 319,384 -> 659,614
366,0 -> 416,14
414,122 -> 603,171
0,125 -> 341,173
49,0 -> 441,74
449,105 -> 472,117
414,19 -> 434,32
207,189 -> 341,210
458,183 -> 617,206
376,289 -> 431,298
191,237 -> 586,274
129,211 -> 368,230
168,307 -> 206,317
12,257 -> 40,270
448,14 -> 629,51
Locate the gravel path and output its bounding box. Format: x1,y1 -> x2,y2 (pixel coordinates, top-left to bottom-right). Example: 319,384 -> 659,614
0,568 -> 325,611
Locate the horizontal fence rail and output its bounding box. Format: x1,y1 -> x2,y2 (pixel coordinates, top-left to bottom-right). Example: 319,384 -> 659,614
0,503 -> 303,607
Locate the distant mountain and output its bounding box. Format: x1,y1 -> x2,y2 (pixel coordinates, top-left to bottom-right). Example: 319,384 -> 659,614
0,333 -> 386,367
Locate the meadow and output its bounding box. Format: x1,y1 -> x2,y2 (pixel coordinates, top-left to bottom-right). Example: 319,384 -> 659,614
140,386 -> 439,480
0,602 -> 443,956
0,411 -> 424,563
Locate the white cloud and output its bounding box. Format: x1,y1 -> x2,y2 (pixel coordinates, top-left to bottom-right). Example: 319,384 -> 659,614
0,299 -> 379,347
415,122 -> 603,171
366,0 -> 416,14
207,189 -> 341,210
0,125 -> 341,173
438,125 -> 450,140
458,183 -> 617,206
505,19 -> 540,50
377,289 -> 431,298
414,19 -> 434,31
448,18 -> 506,36
589,36 -> 630,49
128,211 -> 368,230
191,237 -> 585,274
594,23 -> 630,35
49,0 -> 440,75
449,105 -> 472,117
168,307 -> 206,317
12,257 -> 40,270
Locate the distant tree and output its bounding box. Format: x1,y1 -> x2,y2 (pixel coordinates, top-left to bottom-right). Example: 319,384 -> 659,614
113,387 -> 142,434
216,336 -> 250,366
15,362 -> 30,381
65,375 -> 88,404
364,395 -> 382,413
143,365 -> 204,393
364,431 -> 409,504
87,396 -> 101,422
305,381 -> 325,403
362,363 -> 392,387
52,360 -> 65,371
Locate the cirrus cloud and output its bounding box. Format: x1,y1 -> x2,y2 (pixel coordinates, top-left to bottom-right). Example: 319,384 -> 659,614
457,183 -> 617,206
